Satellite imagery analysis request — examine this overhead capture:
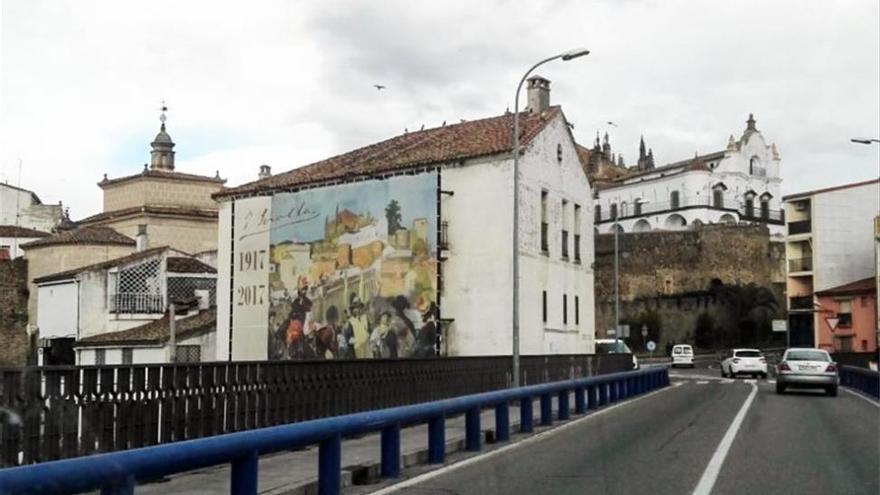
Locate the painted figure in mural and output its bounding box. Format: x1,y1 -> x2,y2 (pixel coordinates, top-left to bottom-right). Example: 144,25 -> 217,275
345,295 -> 371,359
369,312 -> 397,358
414,299 -> 439,357
315,305 -> 340,359
285,276 -> 314,359
389,295 -> 416,357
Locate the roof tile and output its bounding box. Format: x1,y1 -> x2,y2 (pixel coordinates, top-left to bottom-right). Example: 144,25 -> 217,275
21,226 -> 135,250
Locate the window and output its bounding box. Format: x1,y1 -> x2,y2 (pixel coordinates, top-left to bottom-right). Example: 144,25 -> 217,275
670,191 -> 680,209
837,299 -> 852,327
176,345 -> 201,363
744,196 -> 755,217
595,205 -> 602,223
575,295 -> 580,325
634,200 -> 642,216
542,291 -> 547,323
760,199 -> 769,219
573,204 -> 581,262
95,349 -> 106,365
713,189 -> 724,208
556,143 -> 563,163
561,199 -> 569,259
610,203 -> 618,219
563,294 -> 568,325
540,191 -> 549,253
122,348 -> 133,365
862,340 -> 868,351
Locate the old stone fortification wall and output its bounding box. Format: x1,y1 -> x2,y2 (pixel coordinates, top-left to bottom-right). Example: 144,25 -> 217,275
0,258 -> 30,366
594,224 -> 785,347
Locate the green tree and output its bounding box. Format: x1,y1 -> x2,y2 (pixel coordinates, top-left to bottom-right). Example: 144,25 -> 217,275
385,200 -> 402,235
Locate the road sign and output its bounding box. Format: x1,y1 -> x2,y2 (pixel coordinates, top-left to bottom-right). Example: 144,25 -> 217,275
825,317 -> 840,332
772,319 -> 787,333
641,325 -> 648,338
646,340 -> 656,352
619,324 -> 630,338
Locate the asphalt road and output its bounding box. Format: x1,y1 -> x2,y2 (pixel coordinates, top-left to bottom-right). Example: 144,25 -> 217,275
374,362 -> 880,495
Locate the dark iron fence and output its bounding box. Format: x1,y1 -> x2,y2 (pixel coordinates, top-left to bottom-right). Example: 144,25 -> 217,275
0,354 -> 630,467
831,352 -> 878,369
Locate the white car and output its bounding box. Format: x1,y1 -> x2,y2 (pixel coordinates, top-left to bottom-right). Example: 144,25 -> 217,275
721,349 -> 768,378
671,344 -> 694,368
776,348 -> 839,396
595,339 -> 639,370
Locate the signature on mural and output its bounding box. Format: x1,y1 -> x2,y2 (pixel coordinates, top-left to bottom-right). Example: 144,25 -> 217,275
265,174 -> 440,360
239,200 -> 320,242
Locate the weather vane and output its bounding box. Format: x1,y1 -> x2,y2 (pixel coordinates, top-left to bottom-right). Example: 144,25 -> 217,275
159,99 -> 168,125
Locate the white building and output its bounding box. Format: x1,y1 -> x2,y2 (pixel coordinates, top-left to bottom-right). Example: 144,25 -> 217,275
0,225 -> 50,259
0,183 -> 65,233
214,76 -> 597,361
592,115 -> 784,237
34,246 -> 217,365
783,179 -> 880,347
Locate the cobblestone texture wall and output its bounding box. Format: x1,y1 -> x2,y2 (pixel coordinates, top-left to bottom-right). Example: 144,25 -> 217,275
0,259 -> 30,366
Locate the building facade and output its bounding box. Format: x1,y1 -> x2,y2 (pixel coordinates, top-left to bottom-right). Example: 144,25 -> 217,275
76,113 -> 225,254
784,179 -> 880,347
34,246 -> 216,365
0,225 -> 50,259
0,183 -> 65,233
214,77 -> 596,361
814,278 -> 876,353
592,115 -> 784,237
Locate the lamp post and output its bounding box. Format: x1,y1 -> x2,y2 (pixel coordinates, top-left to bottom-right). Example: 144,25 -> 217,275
512,48 -> 589,388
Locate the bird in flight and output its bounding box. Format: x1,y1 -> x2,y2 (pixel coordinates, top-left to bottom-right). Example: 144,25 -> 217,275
373,84 -> 386,90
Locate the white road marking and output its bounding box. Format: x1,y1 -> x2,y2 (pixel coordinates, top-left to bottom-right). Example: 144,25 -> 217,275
691,381 -> 758,495
696,381 -> 709,385
842,388 -> 880,408
369,382 -> 684,495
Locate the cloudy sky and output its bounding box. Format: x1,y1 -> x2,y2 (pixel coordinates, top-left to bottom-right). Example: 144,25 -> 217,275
1,0 -> 878,219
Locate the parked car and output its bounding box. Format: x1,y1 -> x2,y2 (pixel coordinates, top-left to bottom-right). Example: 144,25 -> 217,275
776,348 -> 839,396
720,349 -> 768,378
670,344 -> 694,367
595,339 -> 639,370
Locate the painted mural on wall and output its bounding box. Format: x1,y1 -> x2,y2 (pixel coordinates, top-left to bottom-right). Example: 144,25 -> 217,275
267,173 -> 439,360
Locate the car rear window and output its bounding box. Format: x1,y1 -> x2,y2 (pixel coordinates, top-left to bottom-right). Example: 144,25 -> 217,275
596,342 -> 630,354
785,350 -> 830,362
735,351 -> 761,358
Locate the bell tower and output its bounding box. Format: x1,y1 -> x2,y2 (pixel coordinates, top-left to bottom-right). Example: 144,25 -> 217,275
150,103 -> 176,171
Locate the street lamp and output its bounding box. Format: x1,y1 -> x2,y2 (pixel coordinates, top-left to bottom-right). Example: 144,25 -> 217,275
850,138 -> 880,144
511,48 -> 589,388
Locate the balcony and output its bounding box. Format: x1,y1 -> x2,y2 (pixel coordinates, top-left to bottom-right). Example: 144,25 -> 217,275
788,220 -> 811,235
789,296 -> 814,311
110,293 -> 164,314
788,257 -> 813,273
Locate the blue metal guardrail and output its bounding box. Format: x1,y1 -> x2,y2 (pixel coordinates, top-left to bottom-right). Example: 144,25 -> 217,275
839,365 -> 879,399
0,366 -> 669,495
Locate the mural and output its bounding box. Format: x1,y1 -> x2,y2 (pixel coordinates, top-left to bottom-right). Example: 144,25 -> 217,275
267,173 -> 439,360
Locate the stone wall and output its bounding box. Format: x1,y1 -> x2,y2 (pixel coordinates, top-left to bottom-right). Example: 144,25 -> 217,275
103,178 -> 222,212
594,224 -> 785,347
0,259 -> 30,366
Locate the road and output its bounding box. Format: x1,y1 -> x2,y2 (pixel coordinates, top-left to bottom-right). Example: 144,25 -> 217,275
371,361 -> 880,495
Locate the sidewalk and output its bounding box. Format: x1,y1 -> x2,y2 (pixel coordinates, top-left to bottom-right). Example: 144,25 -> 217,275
137,396 -> 570,495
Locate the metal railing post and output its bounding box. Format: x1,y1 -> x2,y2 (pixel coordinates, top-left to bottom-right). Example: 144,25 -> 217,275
598,382 -> 608,406
609,380 -> 619,403
587,384 -> 597,410
319,434 -> 341,495
558,390 -> 570,420
428,416 -> 445,463
520,397 -> 533,433
465,408 -> 481,451
574,386 -> 586,414
540,394 -> 553,425
495,402 -> 510,442
230,450 -> 258,495
381,424 -> 401,478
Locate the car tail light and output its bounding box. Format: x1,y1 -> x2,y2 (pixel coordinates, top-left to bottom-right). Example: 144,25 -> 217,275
825,364 -> 837,373
760,358 -> 767,363
778,362 -> 791,371
732,358 -> 740,364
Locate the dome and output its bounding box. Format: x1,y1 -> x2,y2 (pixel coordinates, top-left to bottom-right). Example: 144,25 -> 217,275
152,125 -> 174,146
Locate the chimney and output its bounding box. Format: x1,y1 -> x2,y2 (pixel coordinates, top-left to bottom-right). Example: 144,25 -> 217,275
525,75 -> 551,113
258,164 -> 272,180
136,224 -> 149,252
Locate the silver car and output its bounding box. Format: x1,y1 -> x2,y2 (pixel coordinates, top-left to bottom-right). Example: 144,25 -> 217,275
776,348 -> 839,396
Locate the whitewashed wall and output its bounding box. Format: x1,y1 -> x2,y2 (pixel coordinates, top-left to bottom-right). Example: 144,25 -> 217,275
36,281 -> 78,339
0,236 -> 42,258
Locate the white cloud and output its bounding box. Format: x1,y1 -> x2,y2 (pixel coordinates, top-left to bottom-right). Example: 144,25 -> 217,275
1,0 -> 877,219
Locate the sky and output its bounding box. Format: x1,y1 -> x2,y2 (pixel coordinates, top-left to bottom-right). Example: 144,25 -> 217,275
1,0 -> 878,219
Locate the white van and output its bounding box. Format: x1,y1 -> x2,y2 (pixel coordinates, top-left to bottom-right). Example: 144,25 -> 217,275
671,344 -> 694,367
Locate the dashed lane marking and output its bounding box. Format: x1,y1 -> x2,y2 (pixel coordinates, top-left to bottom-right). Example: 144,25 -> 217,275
696,381 -> 709,385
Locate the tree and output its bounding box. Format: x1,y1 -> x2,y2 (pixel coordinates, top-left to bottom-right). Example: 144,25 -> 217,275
385,200 -> 402,235
715,283 -> 778,347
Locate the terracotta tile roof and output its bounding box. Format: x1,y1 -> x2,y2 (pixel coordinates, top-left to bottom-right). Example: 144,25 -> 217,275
78,205 -> 218,225
75,309 -> 216,347
20,226 -> 135,250
783,178 -> 879,201
815,277 -> 876,297
214,107 -> 561,200
167,256 -> 216,274
0,225 -> 51,238
33,247 -> 167,284
99,169 -> 226,188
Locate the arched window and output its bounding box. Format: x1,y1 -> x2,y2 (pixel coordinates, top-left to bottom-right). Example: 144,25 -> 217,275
664,214 -> 687,231
620,201 -> 628,217
634,199 -> 643,216
760,192 -> 772,220
713,189 -> 724,208
670,190 -> 680,209
633,219 -> 651,232
744,192 -> 756,218
610,203 -> 618,219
